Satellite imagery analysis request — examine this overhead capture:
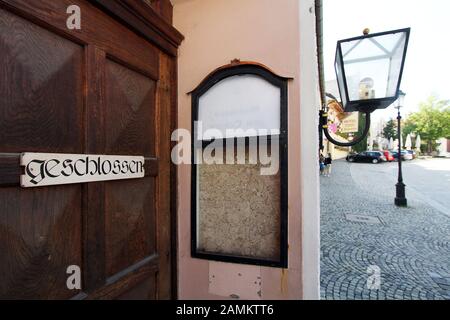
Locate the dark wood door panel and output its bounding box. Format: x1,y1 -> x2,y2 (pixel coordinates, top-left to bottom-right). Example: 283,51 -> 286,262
0,7 -> 84,153
0,154 -> 22,187
105,177 -> 156,277
86,261 -> 158,299
104,59 -> 156,157
116,273 -> 156,300
102,55 -> 159,297
0,4 -> 84,300
0,0 -> 176,300
0,0 -> 159,79
0,185 -> 82,299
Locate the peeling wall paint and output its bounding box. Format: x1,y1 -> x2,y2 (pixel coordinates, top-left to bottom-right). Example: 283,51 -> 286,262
208,262 -> 262,300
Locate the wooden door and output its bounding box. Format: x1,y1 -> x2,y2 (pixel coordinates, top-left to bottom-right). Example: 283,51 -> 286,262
0,0 -> 182,299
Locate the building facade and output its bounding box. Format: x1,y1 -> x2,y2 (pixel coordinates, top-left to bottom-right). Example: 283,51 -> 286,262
0,0 -> 320,299
437,138 -> 450,157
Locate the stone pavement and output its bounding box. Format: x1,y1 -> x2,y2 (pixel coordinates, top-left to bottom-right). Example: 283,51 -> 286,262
320,159 -> 450,300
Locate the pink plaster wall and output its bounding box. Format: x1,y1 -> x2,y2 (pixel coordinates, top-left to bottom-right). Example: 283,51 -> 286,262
173,0 -> 303,299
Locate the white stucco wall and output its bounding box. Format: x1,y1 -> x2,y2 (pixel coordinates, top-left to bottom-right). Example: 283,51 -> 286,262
299,0 -> 321,300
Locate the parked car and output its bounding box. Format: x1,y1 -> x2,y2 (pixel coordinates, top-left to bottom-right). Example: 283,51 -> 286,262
391,150 -> 413,161
382,150 -> 394,162
402,151 -> 413,160
346,151 -> 387,164
406,149 -> 417,159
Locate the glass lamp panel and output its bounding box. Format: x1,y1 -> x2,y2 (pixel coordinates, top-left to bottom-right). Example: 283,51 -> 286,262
395,92 -> 405,109
386,34 -> 407,97
335,47 -> 348,107
343,58 -> 390,101
340,31 -> 406,101
198,74 -> 280,140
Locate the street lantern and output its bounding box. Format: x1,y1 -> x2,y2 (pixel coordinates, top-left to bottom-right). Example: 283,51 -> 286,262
335,28 -> 410,113
321,28 -> 410,148
395,90 -> 407,207
395,90 -> 406,110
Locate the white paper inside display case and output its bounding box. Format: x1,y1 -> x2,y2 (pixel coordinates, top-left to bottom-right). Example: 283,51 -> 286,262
198,74 -> 280,140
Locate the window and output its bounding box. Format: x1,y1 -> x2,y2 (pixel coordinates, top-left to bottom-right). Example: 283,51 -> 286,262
190,63 -> 289,267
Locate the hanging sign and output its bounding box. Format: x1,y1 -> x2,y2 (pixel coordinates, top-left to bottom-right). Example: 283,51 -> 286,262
339,112 -> 359,133
20,153 -> 145,188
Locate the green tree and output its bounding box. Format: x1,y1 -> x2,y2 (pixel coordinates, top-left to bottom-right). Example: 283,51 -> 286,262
405,96 -> 450,153
353,112 -> 368,153
402,118 -> 417,139
382,119 -> 397,140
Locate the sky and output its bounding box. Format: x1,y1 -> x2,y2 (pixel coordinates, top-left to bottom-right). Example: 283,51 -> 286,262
323,0 -> 450,125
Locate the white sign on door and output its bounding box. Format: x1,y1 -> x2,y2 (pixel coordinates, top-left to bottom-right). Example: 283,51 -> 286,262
20,153 -> 145,187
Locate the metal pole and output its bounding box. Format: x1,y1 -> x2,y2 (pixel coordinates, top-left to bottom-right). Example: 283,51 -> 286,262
395,108 -> 407,206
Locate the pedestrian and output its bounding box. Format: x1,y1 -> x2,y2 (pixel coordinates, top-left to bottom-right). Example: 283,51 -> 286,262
324,153 -> 332,177
319,153 -> 325,175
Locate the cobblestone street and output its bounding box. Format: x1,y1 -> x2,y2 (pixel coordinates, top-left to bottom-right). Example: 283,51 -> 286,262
320,159 -> 450,300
